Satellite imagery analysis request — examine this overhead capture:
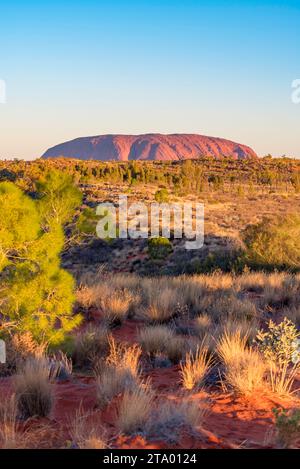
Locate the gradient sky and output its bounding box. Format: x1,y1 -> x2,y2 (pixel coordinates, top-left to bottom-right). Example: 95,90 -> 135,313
0,0 -> 300,160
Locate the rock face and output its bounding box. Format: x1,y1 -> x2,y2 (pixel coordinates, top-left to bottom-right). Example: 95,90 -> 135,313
42,133 -> 257,161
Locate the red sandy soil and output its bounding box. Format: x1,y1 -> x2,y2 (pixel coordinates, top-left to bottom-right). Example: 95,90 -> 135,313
42,133 -> 257,161
1,318 -> 299,449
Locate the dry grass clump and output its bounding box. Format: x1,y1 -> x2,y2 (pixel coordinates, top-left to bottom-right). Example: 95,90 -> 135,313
77,279 -> 137,324
203,273 -> 235,291
170,277 -> 206,314
236,271 -> 268,293
101,289 -> 134,326
116,381 -> 154,434
95,337 -> 142,408
258,273 -> 300,309
268,362 -> 299,398
0,395 -> 19,449
106,336 -> 141,376
0,394 -> 56,449
220,317 -> 258,344
138,325 -> 184,363
72,324 -> 110,368
180,342 -> 214,390
217,331 -> 267,395
143,285 -> 181,323
14,357 -> 54,419
195,314 -> 213,337
69,407 -> 107,449
164,336 -> 186,363
108,274 -> 142,306
75,285 -> 96,311
138,325 -> 174,355
145,398 -> 206,443
95,365 -> 137,409
193,316 -> 258,357
203,295 -> 257,322
282,306 -> 300,327
109,273 -> 141,290
1,331 -> 46,376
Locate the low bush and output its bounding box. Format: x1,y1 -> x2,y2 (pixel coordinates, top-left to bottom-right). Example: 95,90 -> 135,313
273,407 -> 300,448
14,358 -> 54,419
154,188 -> 169,203
243,213 -> 300,271
256,318 -> 300,397
145,399 -> 206,443
147,237 -> 173,260
138,325 -> 184,362
72,325 -> 110,368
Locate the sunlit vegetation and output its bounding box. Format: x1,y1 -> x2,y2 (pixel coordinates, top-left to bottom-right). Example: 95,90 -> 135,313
0,170 -> 82,346
1,162 -> 300,449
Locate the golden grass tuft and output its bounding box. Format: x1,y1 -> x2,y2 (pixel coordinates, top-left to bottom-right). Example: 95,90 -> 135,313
180,342 -> 214,390
138,325 -> 184,362
268,362 -> 300,398
101,289 -> 134,325
217,331 -> 267,395
106,336 -> 141,376
144,287 -> 180,323
1,331 -> 46,376
139,325 -> 175,355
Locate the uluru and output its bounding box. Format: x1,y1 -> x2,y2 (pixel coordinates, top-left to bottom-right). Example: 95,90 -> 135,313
42,133 -> 257,161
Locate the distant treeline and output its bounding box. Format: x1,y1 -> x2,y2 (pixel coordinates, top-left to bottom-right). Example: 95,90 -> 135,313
1,156 -> 300,194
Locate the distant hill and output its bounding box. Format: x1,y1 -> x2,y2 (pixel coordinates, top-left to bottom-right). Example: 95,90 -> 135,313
42,133 -> 257,161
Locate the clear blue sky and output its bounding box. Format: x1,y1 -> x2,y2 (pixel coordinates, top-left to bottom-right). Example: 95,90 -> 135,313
0,0 -> 300,159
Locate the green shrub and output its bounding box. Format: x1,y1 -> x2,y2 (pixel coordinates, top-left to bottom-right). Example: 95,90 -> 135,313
255,318 -> 300,366
243,214 -> 300,271
273,407 -> 300,448
147,237 -> 173,260
154,188 -> 169,203
72,207 -> 99,240
185,250 -> 243,274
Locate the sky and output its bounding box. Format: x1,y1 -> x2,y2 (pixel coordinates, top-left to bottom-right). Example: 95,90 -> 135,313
0,0 -> 300,160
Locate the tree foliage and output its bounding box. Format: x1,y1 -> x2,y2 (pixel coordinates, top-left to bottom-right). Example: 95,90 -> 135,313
0,172 -> 82,346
